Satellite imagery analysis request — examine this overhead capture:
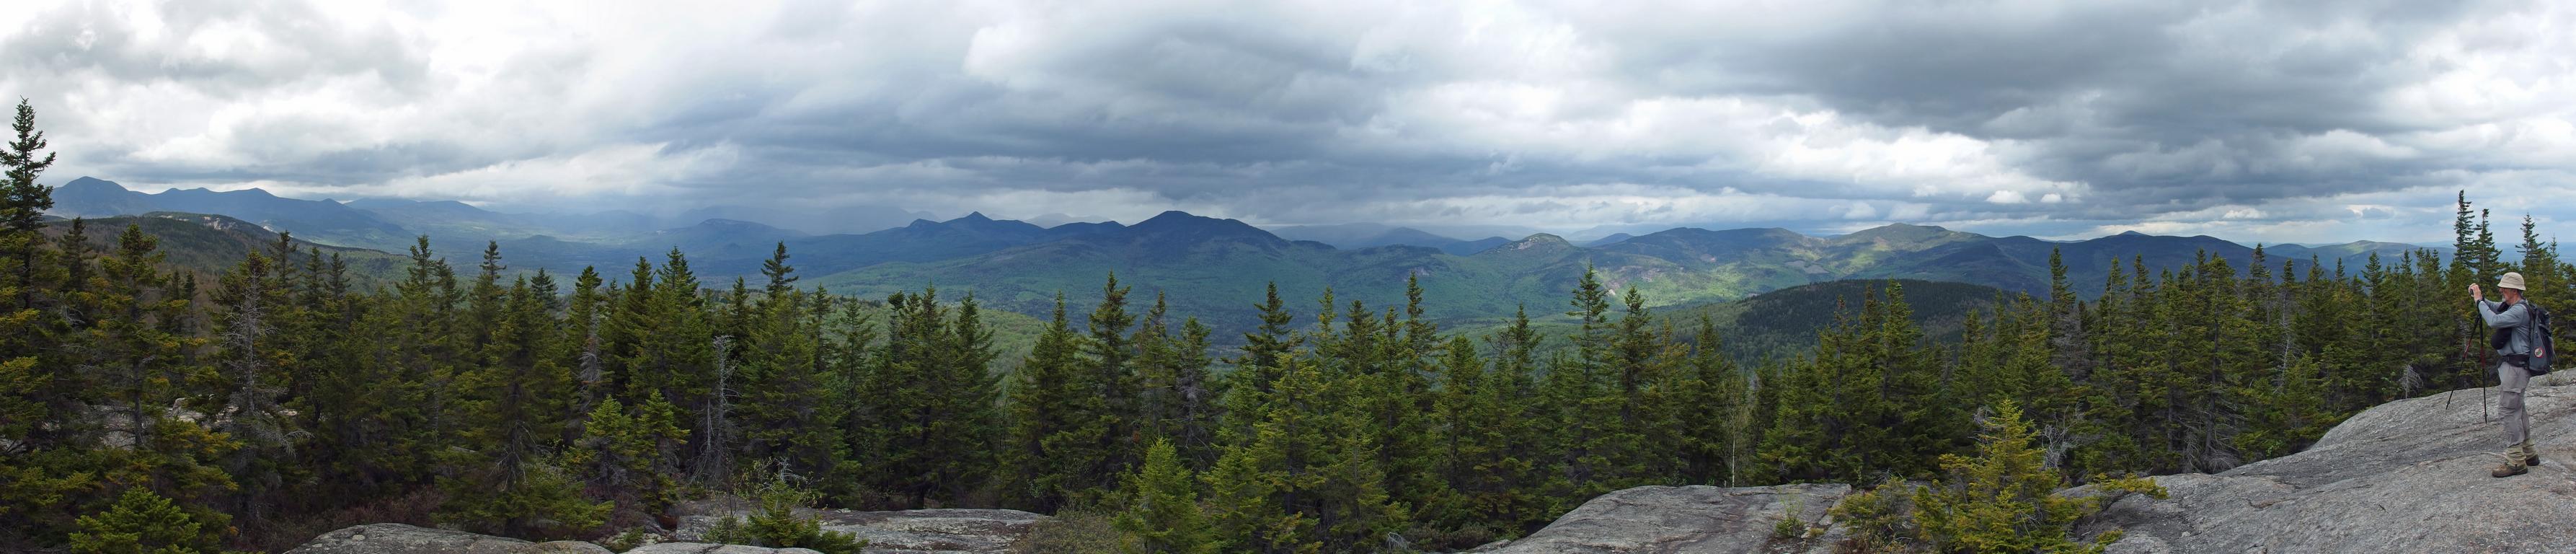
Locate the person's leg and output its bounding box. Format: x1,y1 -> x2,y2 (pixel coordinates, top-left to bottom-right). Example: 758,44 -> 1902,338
2502,361 -> 2531,447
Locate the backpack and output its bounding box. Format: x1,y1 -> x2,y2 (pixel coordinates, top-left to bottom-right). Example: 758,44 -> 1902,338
2530,303 -> 2554,375
2496,302 -> 2555,374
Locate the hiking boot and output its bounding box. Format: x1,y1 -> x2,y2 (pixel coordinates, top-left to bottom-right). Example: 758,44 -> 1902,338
2483,458 -> 2524,479
2518,442 -> 2542,467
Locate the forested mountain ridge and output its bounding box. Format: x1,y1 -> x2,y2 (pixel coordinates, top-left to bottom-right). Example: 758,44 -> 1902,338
39,213 -> 414,290
48,177 -> 2436,338
50,177 -> 412,248
809,214 -> 2433,343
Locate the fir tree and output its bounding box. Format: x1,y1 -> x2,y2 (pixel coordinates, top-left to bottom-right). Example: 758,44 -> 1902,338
4,98 -> 59,309
1669,315 -> 1743,486
68,488 -> 227,554
761,242 -> 798,296
1913,400 -> 2156,553
1114,439 -> 1216,554
1203,355 -> 1405,553
1086,274 -> 1142,481
443,275 -> 590,538
1004,294 -> 1111,513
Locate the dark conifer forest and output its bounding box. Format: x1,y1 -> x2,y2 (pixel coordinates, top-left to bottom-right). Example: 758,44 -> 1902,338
0,100 -> 2557,552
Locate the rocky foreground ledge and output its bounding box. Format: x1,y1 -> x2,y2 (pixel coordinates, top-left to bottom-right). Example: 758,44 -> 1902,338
292,380 -> 2576,554
1464,483 -> 1853,553
286,506 -> 1050,554
2077,377 -> 2576,553
1461,378 -> 2576,553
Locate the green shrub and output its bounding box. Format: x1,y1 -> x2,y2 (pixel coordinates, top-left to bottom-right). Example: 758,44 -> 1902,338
704,477 -> 865,554
1830,477 -> 1917,553
1772,497 -> 1810,541
71,488 -> 231,554
1913,401 -> 2167,554
597,528 -> 661,552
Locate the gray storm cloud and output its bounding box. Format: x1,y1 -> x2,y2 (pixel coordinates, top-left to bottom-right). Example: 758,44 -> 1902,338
1,0 -> 2570,244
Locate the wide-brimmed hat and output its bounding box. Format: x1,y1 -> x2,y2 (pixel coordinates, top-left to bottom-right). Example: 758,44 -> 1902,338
2500,272 -> 2527,291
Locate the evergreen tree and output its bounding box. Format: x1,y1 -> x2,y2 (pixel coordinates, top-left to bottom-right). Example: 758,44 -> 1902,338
570,396 -> 687,528
2046,248 -> 2093,379
0,98 -> 74,544
1913,400 -> 2152,553
1601,286 -> 1673,485
1203,356 -> 1405,553
1669,315 -> 1743,486
4,98 -> 59,309
761,242 -> 798,296
564,267 -> 610,431
1086,274 -> 1143,480
1004,295 -> 1110,513
1541,266 -> 1619,501
211,251 -> 297,522
1114,439 -> 1216,554
443,273 -> 591,538
2519,216 -> 2564,309
68,488 -> 227,554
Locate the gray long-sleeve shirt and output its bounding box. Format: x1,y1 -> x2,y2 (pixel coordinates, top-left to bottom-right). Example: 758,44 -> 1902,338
2481,299 -> 2535,356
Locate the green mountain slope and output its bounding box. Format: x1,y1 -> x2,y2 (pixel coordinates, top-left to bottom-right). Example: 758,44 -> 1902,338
41,213 -> 412,289
1669,279 -> 2006,360
808,211 -> 2433,343
45,177 -> 2441,346
1460,279 -> 2006,362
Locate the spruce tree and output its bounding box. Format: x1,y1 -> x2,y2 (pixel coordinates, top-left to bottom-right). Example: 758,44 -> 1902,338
444,276 -> 592,538
1670,315 -> 1743,486
3,98 -> 58,309
1612,287 -> 1678,483
1912,400 -> 2148,553
68,488 -> 227,554
2519,215 -> 2564,309
0,98 -> 72,541
212,252 -> 297,521
1114,439 -> 1216,554
1542,266 -> 1619,499
761,242 -> 798,296
1086,274 -> 1142,480
1004,294 -> 1110,513
1221,282 -> 1302,452
1203,355 -> 1404,553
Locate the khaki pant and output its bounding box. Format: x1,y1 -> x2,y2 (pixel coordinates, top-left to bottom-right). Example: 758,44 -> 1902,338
2500,361 -> 2532,450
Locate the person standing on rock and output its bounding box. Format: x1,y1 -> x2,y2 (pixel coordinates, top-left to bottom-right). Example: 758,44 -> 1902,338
2475,272 -> 2544,478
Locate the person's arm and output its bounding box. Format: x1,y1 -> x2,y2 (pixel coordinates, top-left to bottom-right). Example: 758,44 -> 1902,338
2479,299 -> 2530,329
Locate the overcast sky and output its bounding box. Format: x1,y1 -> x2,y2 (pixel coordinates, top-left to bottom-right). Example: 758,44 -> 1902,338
2,0 -> 2570,244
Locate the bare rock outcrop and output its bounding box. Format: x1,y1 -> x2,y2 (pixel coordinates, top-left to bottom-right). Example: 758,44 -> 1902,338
2081,378 -> 2576,553
676,506 -> 1049,554
1477,483 -> 1852,553
283,524 -> 610,554
622,543 -> 823,554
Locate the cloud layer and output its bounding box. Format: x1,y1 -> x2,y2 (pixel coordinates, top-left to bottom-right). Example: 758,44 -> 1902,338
4,0 -> 2570,243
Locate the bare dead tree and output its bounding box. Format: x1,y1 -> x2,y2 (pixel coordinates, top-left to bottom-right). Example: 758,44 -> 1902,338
697,335 -> 736,485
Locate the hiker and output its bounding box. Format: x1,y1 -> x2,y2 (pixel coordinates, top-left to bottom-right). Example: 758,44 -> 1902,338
2475,272 -> 2543,477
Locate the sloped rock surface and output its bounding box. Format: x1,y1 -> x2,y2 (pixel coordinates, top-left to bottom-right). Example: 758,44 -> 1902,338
2081,378 -> 2576,553
678,506 -> 1048,554
283,524 -> 559,554
624,543 -> 821,554
1480,483 -> 1851,553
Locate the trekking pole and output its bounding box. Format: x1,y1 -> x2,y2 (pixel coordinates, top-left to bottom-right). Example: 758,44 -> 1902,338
2468,330 -> 2491,423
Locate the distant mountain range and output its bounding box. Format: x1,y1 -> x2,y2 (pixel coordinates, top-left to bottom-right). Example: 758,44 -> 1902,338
49,177 -> 926,251
1270,223 -> 1514,255
43,176 -> 2447,337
